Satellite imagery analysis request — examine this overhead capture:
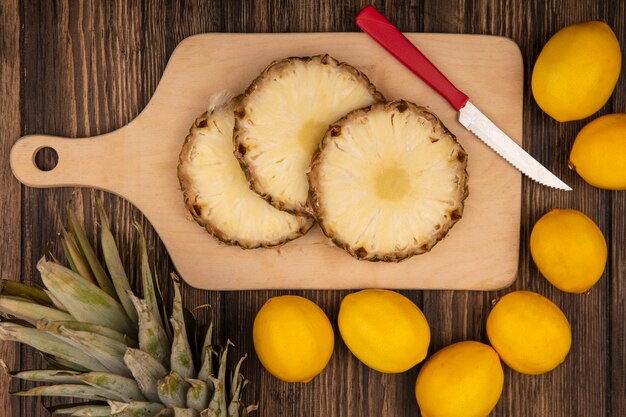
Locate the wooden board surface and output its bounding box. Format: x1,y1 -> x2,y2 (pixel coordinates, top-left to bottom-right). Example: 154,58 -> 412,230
3,1 -> 625,417
10,32 -> 523,290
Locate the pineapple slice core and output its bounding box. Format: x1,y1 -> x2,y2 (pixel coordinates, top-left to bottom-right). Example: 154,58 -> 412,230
235,55 -> 383,213
178,94 -> 313,248
309,101 -> 468,261
374,167 -> 411,201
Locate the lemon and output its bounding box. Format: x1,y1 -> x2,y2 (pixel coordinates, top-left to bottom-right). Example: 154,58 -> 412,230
338,289 -> 430,373
531,21 -> 621,122
530,209 -> 607,293
253,295 -> 334,383
487,291 -> 572,375
570,113 -> 626,189
415,341 -> 504,417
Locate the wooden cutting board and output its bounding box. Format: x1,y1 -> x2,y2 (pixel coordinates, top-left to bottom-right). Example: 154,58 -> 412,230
10,33 -> 522,290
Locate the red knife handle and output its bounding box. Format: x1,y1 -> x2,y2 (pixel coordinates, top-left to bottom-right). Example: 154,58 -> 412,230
356,5 -> 469,111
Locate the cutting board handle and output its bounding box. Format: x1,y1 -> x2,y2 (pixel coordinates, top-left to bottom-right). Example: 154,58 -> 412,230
10,129 -> 130,194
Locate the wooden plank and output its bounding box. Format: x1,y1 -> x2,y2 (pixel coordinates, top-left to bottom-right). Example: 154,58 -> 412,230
610,191 -> 625,417
610,0 -> 626,414
423,0 -> 611,417
610,196 -> 626,417
19,1 -> 86,413
0,0 -> 21,414
513,0 -> 610,415
10,32 -> 523,291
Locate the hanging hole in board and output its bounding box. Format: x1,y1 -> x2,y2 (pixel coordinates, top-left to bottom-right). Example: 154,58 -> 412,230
33,146 -> 59,171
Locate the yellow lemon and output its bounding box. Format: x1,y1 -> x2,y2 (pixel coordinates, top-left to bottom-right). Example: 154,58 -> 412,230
415,341 -> 504,417
530,209 -> 607,293
532,21 -> 621,121
253,295 -> 334,383
338,289 -> 430,373
569,113 -> 626,189
487,291 -> 572,375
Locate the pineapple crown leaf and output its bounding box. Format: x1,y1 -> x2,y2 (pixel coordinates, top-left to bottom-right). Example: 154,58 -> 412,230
96,196 -> 139,326
65,200 -> 117,297
0,197 -> 255,416
0,279 -> 53,306
44,400 -> 108,415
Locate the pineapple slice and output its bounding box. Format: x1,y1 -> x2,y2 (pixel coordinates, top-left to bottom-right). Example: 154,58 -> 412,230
178,92 -> 313,248
234,55 -> 384,214
309,100 -> 469,262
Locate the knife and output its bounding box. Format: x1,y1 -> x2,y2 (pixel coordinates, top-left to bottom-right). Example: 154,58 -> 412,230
356,5 -> 572,191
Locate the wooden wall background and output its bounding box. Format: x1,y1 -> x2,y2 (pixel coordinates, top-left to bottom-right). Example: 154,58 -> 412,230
0,1 -> 624,416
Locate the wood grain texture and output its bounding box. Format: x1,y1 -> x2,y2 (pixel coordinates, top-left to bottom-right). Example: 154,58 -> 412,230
1,0 -> 624,416
610,1 -> 626,415
0,1 -> 21,415
424,1 -> 614,417
10,32 -> 523,291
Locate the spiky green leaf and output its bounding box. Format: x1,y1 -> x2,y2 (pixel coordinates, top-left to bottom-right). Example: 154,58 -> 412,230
13,384 -> 117,401
66,405 -> 111,416
204,342 -> 232,417
37,258 -> 133,335
130,294 -> 170,364
46,320 -> 137,347
96,197 -> 138,326
47,402 -> 109,415
61,226 -> 96,284
66,203 -> 116,296
0,279 -> 53,306
108,400 -> 164,417
9,369 -> 83,384
227,377 -> 247,417
186,379 -> 209,411
135,225 -> 166,334
197,307 -> 214,382
124,348 -> 168,403
170,319 -> 195,379
39,322 -> 130,377
42,354 -> 91,372
79,372 -> 146,402
44,289 -> 69,312
229,355 -> 247,399
157,372 -> 189,408
173,408 -> 200,417
0,323 -> 106,372
0,295 -> 73,325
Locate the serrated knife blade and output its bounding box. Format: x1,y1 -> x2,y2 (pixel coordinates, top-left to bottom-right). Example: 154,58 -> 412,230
356,5 -> 572,191
459,101 -> 572,190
